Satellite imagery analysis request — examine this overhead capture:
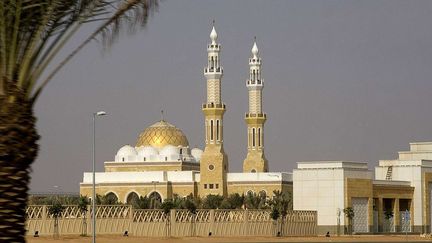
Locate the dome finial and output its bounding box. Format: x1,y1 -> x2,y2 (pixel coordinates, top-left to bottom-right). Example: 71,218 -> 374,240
252,38 -> 259,58
160,110 -> 164,121
210,20 -> 217,44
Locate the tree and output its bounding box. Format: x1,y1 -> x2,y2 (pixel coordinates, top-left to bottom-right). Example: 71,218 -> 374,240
244,192 -> 267,209
268,190 -> 292,236
202,194 -> 224,209
160,200 -> 175,237
77,196 -> 89,236
95,193 -> 119,205
0,1 -> 159,241
48,202 -> 65,239
220,193 -> 244,209
343,207 -> 355,235
132,196 -> 151,209
183,195 -> 198,237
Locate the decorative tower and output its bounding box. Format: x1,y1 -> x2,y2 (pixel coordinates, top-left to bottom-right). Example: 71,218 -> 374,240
243,40 -> 268,173
199,24 -> 229,196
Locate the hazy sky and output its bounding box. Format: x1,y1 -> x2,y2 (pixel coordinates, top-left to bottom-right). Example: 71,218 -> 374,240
31,0 -> 432,193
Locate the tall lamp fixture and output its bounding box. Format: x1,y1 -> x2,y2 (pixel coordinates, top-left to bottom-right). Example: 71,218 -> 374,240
92,111 -> 107,243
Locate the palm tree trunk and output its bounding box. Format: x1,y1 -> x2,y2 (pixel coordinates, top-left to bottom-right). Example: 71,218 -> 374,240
0,84 -> 39,242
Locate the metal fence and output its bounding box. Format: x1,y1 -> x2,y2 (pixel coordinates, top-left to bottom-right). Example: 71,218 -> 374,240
26,205 -> 317,237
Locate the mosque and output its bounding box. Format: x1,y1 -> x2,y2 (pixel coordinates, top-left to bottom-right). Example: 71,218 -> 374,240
80,25 -> 432,235
80,25 -> 292,206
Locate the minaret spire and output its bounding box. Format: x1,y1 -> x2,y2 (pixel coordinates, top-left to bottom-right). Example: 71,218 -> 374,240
199,23 -> 228,197
243,38 -> 268,173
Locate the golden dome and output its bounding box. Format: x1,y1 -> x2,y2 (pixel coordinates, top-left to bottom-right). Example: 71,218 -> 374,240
136,120 -> 189,149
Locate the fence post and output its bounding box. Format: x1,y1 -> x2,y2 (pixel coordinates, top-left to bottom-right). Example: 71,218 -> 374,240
244,210 -> 249,236
210,209 -> 215,236
170,209 -> 176,237
42,205 -> 47,233
129,206 -> 134,235
86,205 -> 91,235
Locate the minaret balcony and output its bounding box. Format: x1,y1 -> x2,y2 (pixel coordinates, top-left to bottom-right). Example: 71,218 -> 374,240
249,58 -> 261,64
245,113 -> 266,119
204,67 -> 223,74
203,103 -> 226,109
207,44 -> 221,50
247,80 -> 263,86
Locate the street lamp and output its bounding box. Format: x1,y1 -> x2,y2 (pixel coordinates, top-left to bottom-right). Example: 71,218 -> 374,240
92,111 -> 107,243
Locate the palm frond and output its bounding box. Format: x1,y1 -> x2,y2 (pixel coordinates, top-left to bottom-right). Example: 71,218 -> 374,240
0,0 -> 159,102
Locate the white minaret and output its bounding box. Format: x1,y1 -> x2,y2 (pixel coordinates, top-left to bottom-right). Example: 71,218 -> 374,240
204,25 -> 223,105
200,23 -> 228,196
243,38 -> 268,173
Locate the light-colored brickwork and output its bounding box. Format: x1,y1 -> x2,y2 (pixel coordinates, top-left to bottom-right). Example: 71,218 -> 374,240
104,162 -> 199,172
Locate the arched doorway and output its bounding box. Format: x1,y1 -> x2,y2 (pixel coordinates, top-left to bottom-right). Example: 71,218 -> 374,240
126,192 -> 139,205
148,191 -> 162,209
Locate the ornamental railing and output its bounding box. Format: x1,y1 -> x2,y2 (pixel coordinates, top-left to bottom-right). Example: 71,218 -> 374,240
26,205 -> 317,237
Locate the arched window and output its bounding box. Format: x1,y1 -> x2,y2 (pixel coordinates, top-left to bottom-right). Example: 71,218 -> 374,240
148,191 -> 162,209
258,128 -> 261,147
252,128 -> 256,147
122,157 -> 125,162
216,120 -> 219,141
205,120 -> 208,141
251,169 -> 256,173
210,120 -> 214,141
259,190 -> 267,199
126,192 -> 139,205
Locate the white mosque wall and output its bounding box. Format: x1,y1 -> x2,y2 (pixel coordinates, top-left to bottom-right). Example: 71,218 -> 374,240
293,166 -> 346,227
82,171 -> 199,184
410,142 -> 432,152
293,161 -> 372,229
227,172 -> 292,182
398,151 -> 432,160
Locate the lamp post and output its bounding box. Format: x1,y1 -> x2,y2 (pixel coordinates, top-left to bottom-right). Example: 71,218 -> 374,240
92,111 -> 107,243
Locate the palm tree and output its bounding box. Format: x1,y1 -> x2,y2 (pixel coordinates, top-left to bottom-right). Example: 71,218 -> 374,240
48,202 -> 65,239
0,1 -> 158,241
269,190 -> 291,236
77,196 -> 89,236
343,207 -> 355,234
160,200 -> 175,237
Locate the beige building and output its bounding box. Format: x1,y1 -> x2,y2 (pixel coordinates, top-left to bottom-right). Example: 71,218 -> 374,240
294,142 -> 432,234
80,25 -> 292,205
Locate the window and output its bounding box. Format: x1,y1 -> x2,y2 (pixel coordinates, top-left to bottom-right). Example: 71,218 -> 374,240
122,157 -> 125,162
216,184 -> 219,189
143,157 -> 146,162
165,157 -> 168,161
251,169 -> 256,173
210,120 -> 214,140
209,184 -> 214,189
216,120 -> 220,141
258,128 -> 261,147
252,128 -> 256,147
180,148 -> 183,155
204,184 -> 208,189
205,120 -> 208,141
